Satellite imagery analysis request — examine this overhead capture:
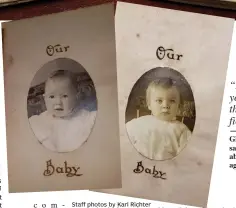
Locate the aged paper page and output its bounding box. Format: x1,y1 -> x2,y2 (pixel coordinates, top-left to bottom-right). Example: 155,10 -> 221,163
3,3 -> 121,193
97,2 -> 234,207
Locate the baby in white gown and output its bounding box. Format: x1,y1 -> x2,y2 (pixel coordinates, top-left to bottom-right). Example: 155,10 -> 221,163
29,70 -> 96,153
126,78 -> 191,160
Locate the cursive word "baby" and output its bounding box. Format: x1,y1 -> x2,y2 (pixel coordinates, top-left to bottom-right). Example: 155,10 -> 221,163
133,161 -> 167,179
43,159 -> 82,177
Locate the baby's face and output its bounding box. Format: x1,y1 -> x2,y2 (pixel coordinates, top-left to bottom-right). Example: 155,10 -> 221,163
44,77 -> 77,118
148,86 -> 180,121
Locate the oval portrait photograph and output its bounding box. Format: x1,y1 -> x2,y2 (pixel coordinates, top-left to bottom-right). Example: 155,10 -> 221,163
125,67 -> 196,161
27,58 -> 97,153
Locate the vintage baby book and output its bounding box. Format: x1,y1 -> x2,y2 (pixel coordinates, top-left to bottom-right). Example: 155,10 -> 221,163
97,2 -> 234,207
2,3 -> 121,193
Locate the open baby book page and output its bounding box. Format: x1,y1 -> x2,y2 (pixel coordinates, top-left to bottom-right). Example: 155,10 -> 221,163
96,2 -> 235,207
2,3 -> 121,193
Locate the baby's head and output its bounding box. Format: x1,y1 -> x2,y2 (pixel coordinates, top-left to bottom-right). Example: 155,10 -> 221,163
146,78 -> 181,121
44,70 -> 78,118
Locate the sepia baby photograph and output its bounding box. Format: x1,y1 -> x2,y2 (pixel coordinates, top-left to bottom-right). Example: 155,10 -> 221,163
28,58 -> 97,153
96,2 -> 235,207
125,67 -> 195,161
2,3 -> 121,193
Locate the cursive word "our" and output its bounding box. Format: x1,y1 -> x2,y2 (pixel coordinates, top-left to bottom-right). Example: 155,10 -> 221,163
46,44 -> 70,56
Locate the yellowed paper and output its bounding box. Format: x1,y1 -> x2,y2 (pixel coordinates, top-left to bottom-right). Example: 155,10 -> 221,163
97,2 -> 234,207
3,3 -> 121,193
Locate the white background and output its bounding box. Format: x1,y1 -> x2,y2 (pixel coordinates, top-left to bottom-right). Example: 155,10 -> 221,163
0,21 -> 235,208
